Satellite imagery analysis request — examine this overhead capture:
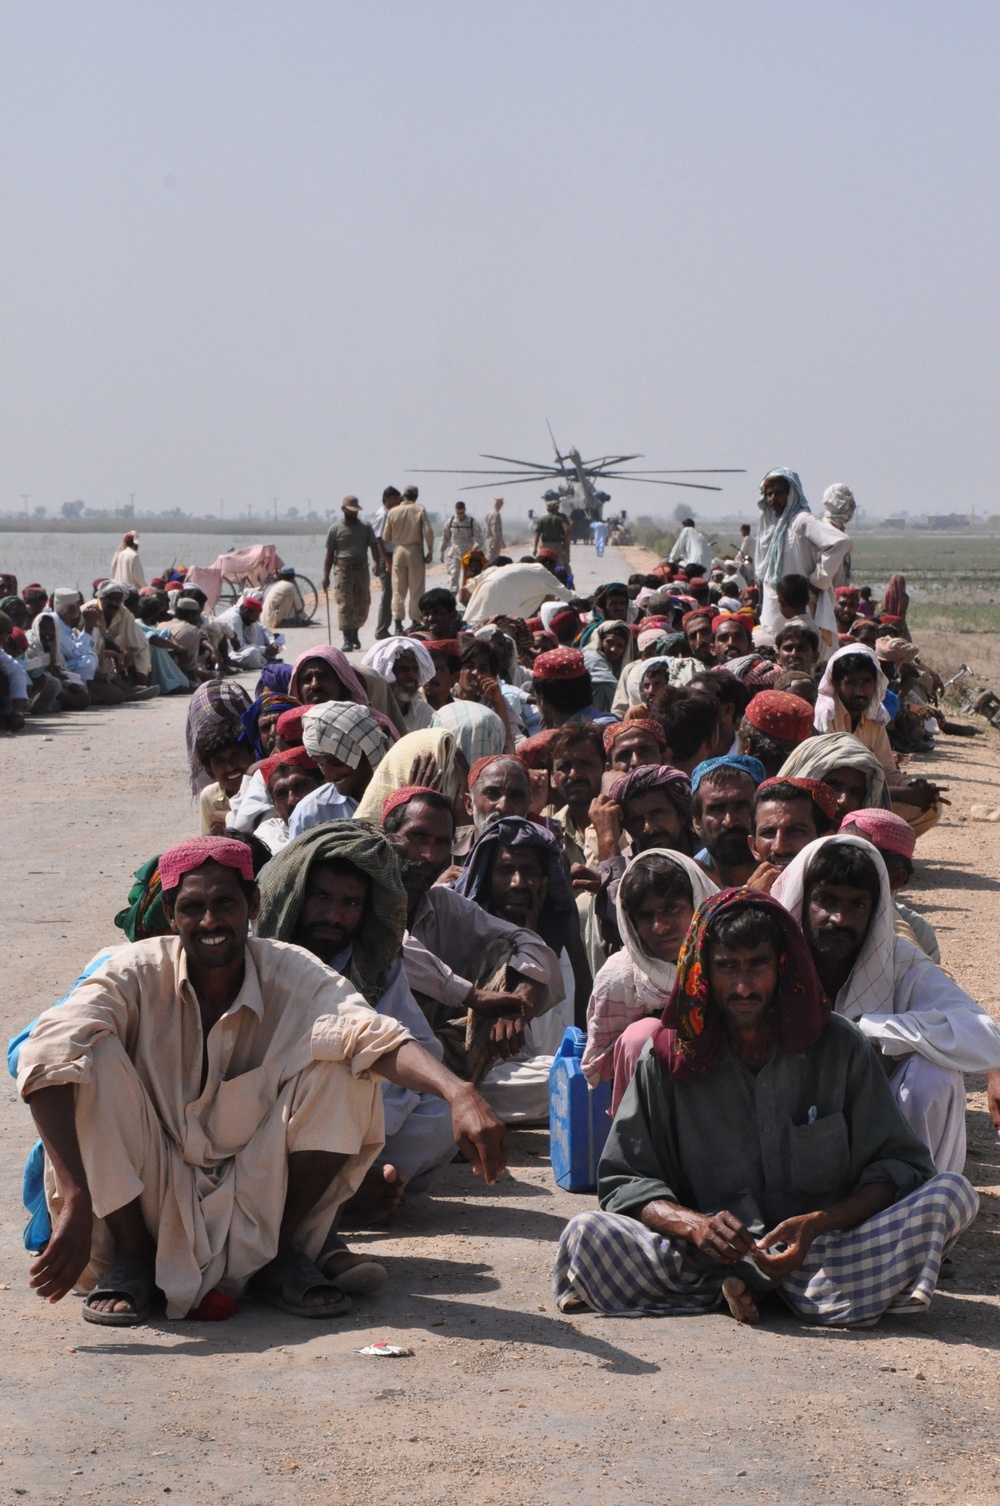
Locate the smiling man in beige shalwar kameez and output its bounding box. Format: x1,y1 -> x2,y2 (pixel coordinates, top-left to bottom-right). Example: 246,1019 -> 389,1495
18,836 -> 504,1326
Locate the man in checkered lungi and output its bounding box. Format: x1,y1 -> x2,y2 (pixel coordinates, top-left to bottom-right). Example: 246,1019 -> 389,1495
554,890 -> 978,1326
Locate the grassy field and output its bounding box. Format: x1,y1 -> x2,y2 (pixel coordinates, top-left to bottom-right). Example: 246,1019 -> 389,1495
849,532 -> 999,600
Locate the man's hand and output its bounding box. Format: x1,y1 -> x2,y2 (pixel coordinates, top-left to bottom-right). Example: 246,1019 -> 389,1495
490,1012 -> 527,1060
466,984 -> 530,1015
588,794 -> 623,861
987,1069 -> 1000,1134
321,574 -> 331,592
424,551 -> 433,566
528,769 -> 549,816
745,860 -> 782,894
686,1210 -> 756,1265
81,603 -> 102,632
569,862 -> 602,894
406,751 -> 444,790
28,1190 -> 93,1303
477,675 -> 508,718
448,1084 -> 507,1185
752,1211 -> 825,1278
209,810 -> 230,835
899,777 -> 949,811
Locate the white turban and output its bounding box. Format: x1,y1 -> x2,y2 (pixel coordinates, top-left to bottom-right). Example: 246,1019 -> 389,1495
52,589 -> 81,614
362,636 -> 435,687
822,483 -> 856,528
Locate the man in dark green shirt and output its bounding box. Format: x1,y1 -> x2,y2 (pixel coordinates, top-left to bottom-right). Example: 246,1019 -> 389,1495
555,889 -> 977,1326
322,497 -> 385,651
533,500 -> 571,568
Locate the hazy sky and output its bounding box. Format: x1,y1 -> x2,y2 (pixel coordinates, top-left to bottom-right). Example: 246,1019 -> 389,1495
1,3 -> 997,522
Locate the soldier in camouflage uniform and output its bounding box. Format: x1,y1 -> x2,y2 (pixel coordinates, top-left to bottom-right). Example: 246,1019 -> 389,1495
321,497 -> 385,651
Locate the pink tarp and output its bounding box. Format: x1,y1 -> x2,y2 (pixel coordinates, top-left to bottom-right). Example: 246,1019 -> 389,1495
185,545 -> 284,611
212,545 -> 284,585
183,566 -> 223,609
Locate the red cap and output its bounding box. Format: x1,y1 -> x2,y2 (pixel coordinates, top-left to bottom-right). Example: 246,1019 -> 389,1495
744,690 -> 814,742
533,647 -> 586,681
381,785 -> 442,823
159,836 -> 254,891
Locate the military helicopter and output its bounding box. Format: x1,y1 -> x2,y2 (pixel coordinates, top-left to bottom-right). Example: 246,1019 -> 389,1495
412,423 -> 744,526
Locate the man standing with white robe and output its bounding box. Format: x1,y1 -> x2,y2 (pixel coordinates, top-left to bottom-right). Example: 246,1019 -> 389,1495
668,518 -> 714,574
754,470 -> 852,653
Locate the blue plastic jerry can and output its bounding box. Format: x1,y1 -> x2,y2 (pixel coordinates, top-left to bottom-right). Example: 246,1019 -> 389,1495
549,1026 -> 613,1193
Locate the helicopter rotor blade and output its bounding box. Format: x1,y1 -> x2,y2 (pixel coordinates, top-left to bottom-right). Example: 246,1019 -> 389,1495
546,418 -> 563,464
458,475 -> 567,490
479,452 -> 562,472
599,474 -> 724,491
608,468 -> 746,475
410,467 -> 551,477
580,454 -> 644,469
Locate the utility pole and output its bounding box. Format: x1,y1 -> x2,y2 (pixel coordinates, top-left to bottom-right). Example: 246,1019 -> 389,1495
20,494 -> 30,517
129,492 -> 135,518
273,496 -> 279,522
220,497 -> 224,522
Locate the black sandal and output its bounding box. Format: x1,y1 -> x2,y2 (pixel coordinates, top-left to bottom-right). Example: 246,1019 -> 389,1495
82,1256 -> 157,1327
254,1250 -> 352,1318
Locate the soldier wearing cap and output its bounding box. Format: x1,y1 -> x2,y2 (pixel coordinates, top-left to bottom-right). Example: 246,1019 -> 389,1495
322,497 -> 385,652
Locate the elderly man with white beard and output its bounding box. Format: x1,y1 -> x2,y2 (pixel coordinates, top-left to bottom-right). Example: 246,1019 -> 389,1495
773,834 -> 1000,1174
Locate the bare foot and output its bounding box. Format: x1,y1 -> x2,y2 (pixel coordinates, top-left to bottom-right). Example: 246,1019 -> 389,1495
338,1164 -> 407,1228
722,1276 -> 760,1324
87,1296 -> 135,1315
320,1250 -> 388,1295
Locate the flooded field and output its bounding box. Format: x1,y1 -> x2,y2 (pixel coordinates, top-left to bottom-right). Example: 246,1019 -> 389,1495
851,532 -> 1000,627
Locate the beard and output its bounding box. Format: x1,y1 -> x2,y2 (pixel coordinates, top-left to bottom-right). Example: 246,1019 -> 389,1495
709,827 -> 752,866
397,854 -> 448,896
809,924 -> 861,961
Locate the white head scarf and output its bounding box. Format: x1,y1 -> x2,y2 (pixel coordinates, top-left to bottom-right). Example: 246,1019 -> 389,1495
815,643 -> 890,731
778,731 -> 891,810
362,637 -> 435,688
772,833 -> 895,1018
540,600 -> 570,632
27,610 -> 65,669
616,848 -> 718,995
755,469 -> 810,587
822,483 -> 857,529
354,727 -> 460,821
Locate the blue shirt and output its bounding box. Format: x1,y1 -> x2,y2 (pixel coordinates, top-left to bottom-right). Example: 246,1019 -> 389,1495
0,648 -> 30,701
287,782 -> 358,840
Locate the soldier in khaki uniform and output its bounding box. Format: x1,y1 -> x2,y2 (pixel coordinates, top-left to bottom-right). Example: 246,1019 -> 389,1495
384,485 -> 434,633
321,497 -> 384,651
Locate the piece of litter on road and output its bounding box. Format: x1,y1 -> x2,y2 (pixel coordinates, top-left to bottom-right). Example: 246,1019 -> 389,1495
357,1343 -> 415,1358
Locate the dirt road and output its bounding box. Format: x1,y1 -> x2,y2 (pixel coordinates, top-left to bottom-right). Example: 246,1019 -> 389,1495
1,547 -> 998,1505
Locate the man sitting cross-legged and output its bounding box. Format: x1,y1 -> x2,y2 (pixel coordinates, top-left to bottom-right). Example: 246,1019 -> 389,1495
555,889 -> 979,1326
452,815 -> 578,1121
383,787 -> 566,1121
255,819 -> 503,1227
773,834 -> 1000,1173
18,836 -> 503,1327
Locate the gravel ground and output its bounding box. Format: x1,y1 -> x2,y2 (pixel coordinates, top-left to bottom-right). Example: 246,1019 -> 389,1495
1,544 -> 998,1505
